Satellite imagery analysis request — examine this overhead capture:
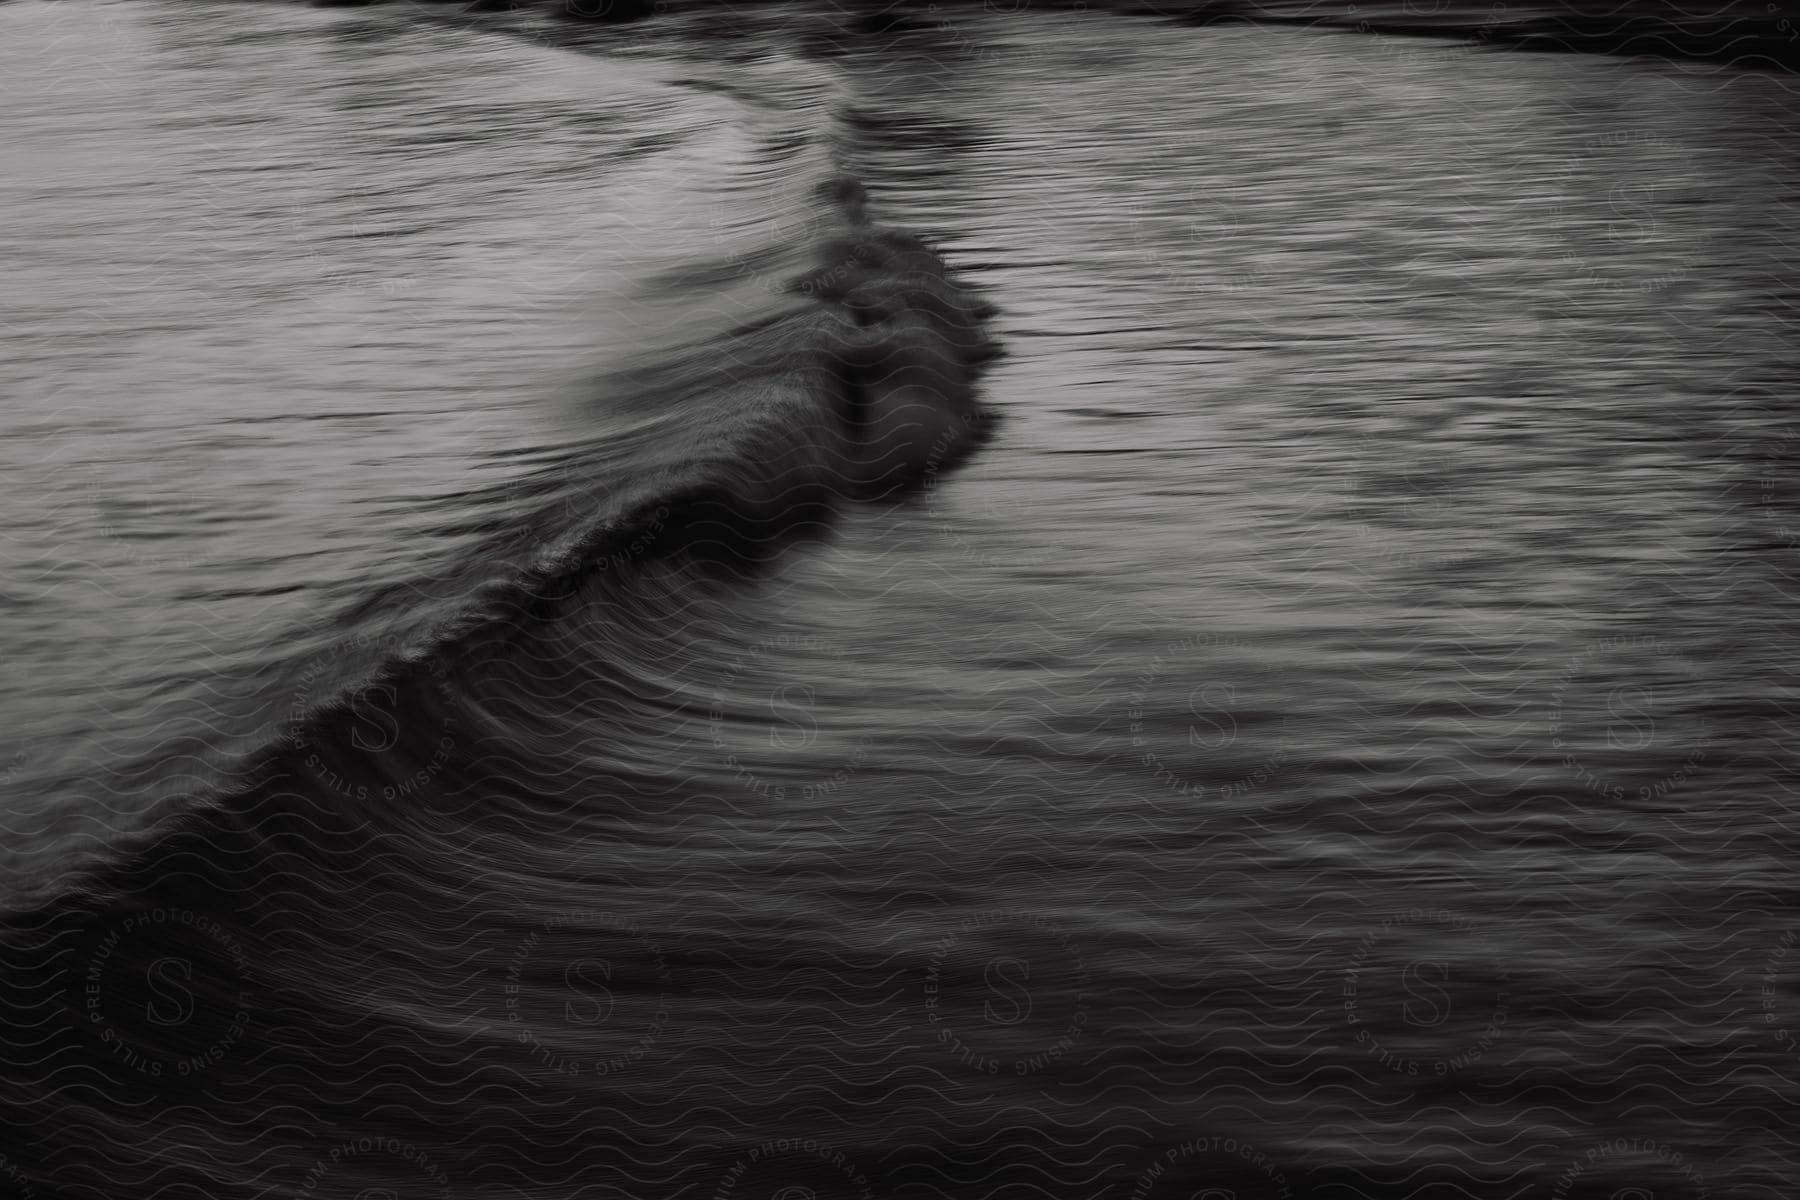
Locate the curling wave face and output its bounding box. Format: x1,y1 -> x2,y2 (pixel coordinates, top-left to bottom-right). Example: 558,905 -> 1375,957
0,0 -> 998,893
0,203 -> 1006,1194
0,7 -> 1011,1196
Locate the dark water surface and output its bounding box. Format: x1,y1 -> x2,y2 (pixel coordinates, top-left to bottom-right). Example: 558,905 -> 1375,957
4,2 -> 1800,1197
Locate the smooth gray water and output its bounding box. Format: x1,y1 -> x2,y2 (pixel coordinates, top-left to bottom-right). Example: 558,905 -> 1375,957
4,1 -> 1800,1195
759,17 -> 1800,1188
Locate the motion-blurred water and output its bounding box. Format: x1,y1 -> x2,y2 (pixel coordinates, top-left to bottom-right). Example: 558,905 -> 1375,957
4,1 -> 1799,1197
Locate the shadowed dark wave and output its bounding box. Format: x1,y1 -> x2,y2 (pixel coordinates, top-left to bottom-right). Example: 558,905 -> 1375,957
0,158 -> 1008,1197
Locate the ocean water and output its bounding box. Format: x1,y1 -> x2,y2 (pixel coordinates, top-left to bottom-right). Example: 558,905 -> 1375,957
3,2 -> 1800,1197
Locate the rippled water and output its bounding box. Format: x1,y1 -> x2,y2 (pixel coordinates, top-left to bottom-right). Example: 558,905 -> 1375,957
1,0 -> 838,823
4,2 -> 1800,1197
